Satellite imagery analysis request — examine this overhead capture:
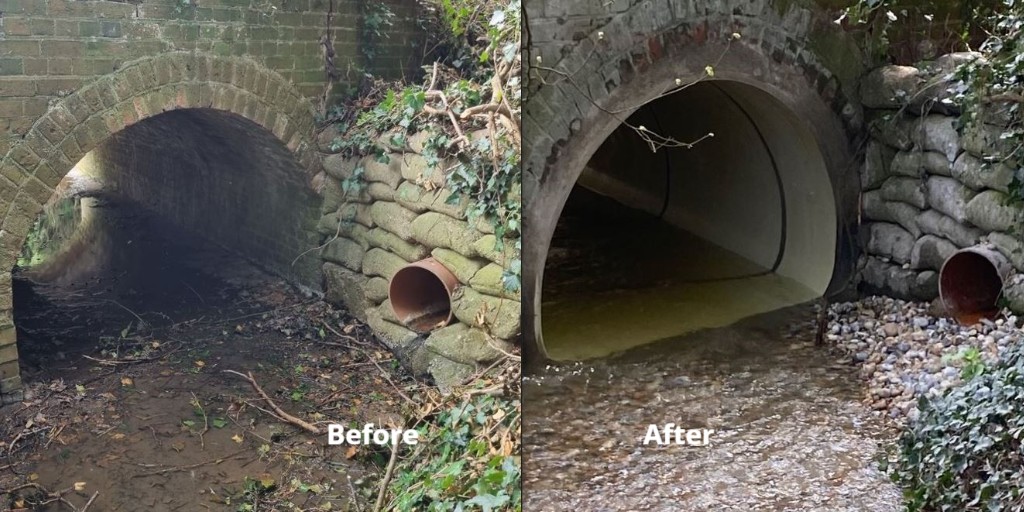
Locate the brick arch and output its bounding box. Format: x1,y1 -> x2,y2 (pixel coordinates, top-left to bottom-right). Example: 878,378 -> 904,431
523,1 -> 864,361
0,52 -> 322,401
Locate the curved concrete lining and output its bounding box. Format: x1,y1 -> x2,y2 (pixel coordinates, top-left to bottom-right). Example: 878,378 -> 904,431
540,81 -> 838,360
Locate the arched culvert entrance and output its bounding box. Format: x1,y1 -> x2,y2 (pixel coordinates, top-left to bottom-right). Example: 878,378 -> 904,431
12,106 -> 321,380
536,80 -> 846,361
0,53 -> 324,399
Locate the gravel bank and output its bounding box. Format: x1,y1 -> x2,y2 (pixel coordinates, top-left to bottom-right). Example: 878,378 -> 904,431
827,296 -> 1017,422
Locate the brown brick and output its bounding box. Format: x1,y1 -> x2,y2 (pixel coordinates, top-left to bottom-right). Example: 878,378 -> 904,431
21,97 -> 48,118
0,174 -> 17,203
0,99 -> 23,118
0,160 -> 29,186
153,57 -> 174,85
72,59 -> 119,76
198,82 -> 215,105
33,161 -> 61,188
21,176 -> 52,206
39,39 -> 82,57
101,109 -> 125,133
35,77 -> 81,96
54,19 -> 78,37
251,70 -> 269,96
0,231 -> 21,272
0,78 -> 34,97
0,360 -> 18,380
96,79 -> 119,107
0,40 -> 41,56
2,193 -> 42,237
47,58 -> 73,75
231,86 -> 248,112
111,73 -> 137,102
57,134 -> 83,164
20,58 -> 45,76
0,58 -> 24,76
1,17 -> 30,36
78,85 -> 105,112
74,115 -> 109,153
261,108 -> 278,132
7,144 -> 38,174
242,93 -> 259,119
29,19 -> 54,36
59,95 -> 87,124
0,344 -> 18,366
264,75 -> 281,101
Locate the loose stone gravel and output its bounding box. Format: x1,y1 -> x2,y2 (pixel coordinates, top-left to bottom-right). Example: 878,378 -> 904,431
826,295 -> 1016,423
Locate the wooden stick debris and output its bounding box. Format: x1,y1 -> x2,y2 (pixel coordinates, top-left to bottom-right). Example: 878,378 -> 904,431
223,370 -> 321,435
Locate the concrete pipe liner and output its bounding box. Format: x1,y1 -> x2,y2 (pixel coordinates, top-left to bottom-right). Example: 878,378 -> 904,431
536,81 -> 851,360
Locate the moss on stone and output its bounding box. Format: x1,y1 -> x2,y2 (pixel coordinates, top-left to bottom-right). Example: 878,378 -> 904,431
361,247 -> 408,280
411,211 -> 481,256
366,227 -> 430,262
431,247 -> 486,284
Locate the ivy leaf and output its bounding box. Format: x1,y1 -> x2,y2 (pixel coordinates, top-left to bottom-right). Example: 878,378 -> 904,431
466,493 -> 509,512
404,90 -> 426,112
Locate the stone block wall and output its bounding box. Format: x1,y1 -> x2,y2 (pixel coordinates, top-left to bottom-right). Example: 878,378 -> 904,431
313,129 -> 520,389
857,53 -> 1024,305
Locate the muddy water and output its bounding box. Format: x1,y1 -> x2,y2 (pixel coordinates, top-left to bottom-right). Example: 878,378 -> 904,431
542,188 -> 817,360
524,306 -> 903,511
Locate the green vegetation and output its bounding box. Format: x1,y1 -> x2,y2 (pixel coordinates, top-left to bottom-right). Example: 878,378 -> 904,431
841,0 -> 1024,205
327,0 -> 522,292
382,375 -> 521,511
891,341 -> 1024,511
18,196 -> 82,268
319,2 -> 524,511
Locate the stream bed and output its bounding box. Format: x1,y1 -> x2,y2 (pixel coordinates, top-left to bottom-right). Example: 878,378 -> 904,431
523,304 -> 903,511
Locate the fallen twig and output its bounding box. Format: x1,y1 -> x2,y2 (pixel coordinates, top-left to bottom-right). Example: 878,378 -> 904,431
190,392 -> 209,450
80,491 -> 99,511
223,370 -> 321,435
104,299 -> 148,330
350,346 -> 418,409
318,320 -> 372,347
132,450 -> 246,477
346,475 -> 364,512
0,482 -> 79,510
372,440 -> 401,512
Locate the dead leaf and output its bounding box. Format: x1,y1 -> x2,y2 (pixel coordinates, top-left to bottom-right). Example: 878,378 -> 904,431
120,377 -> 133,387
232,434 -> 244,444
195,360 -> 206,368
345,445 -> 358,459
28,473 -> 38,481
112,433 -> 126,441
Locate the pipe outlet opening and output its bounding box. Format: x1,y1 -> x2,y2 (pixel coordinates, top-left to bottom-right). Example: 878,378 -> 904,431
389,257 -> 460,332
940,246 -> 1012,325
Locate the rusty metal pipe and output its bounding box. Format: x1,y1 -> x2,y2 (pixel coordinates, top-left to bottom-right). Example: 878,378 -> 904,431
388,257 -> 460,332
939,245 -> 1012,325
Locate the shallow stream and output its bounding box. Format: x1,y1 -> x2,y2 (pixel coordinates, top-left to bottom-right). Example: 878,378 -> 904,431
524,306 -> 903,511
